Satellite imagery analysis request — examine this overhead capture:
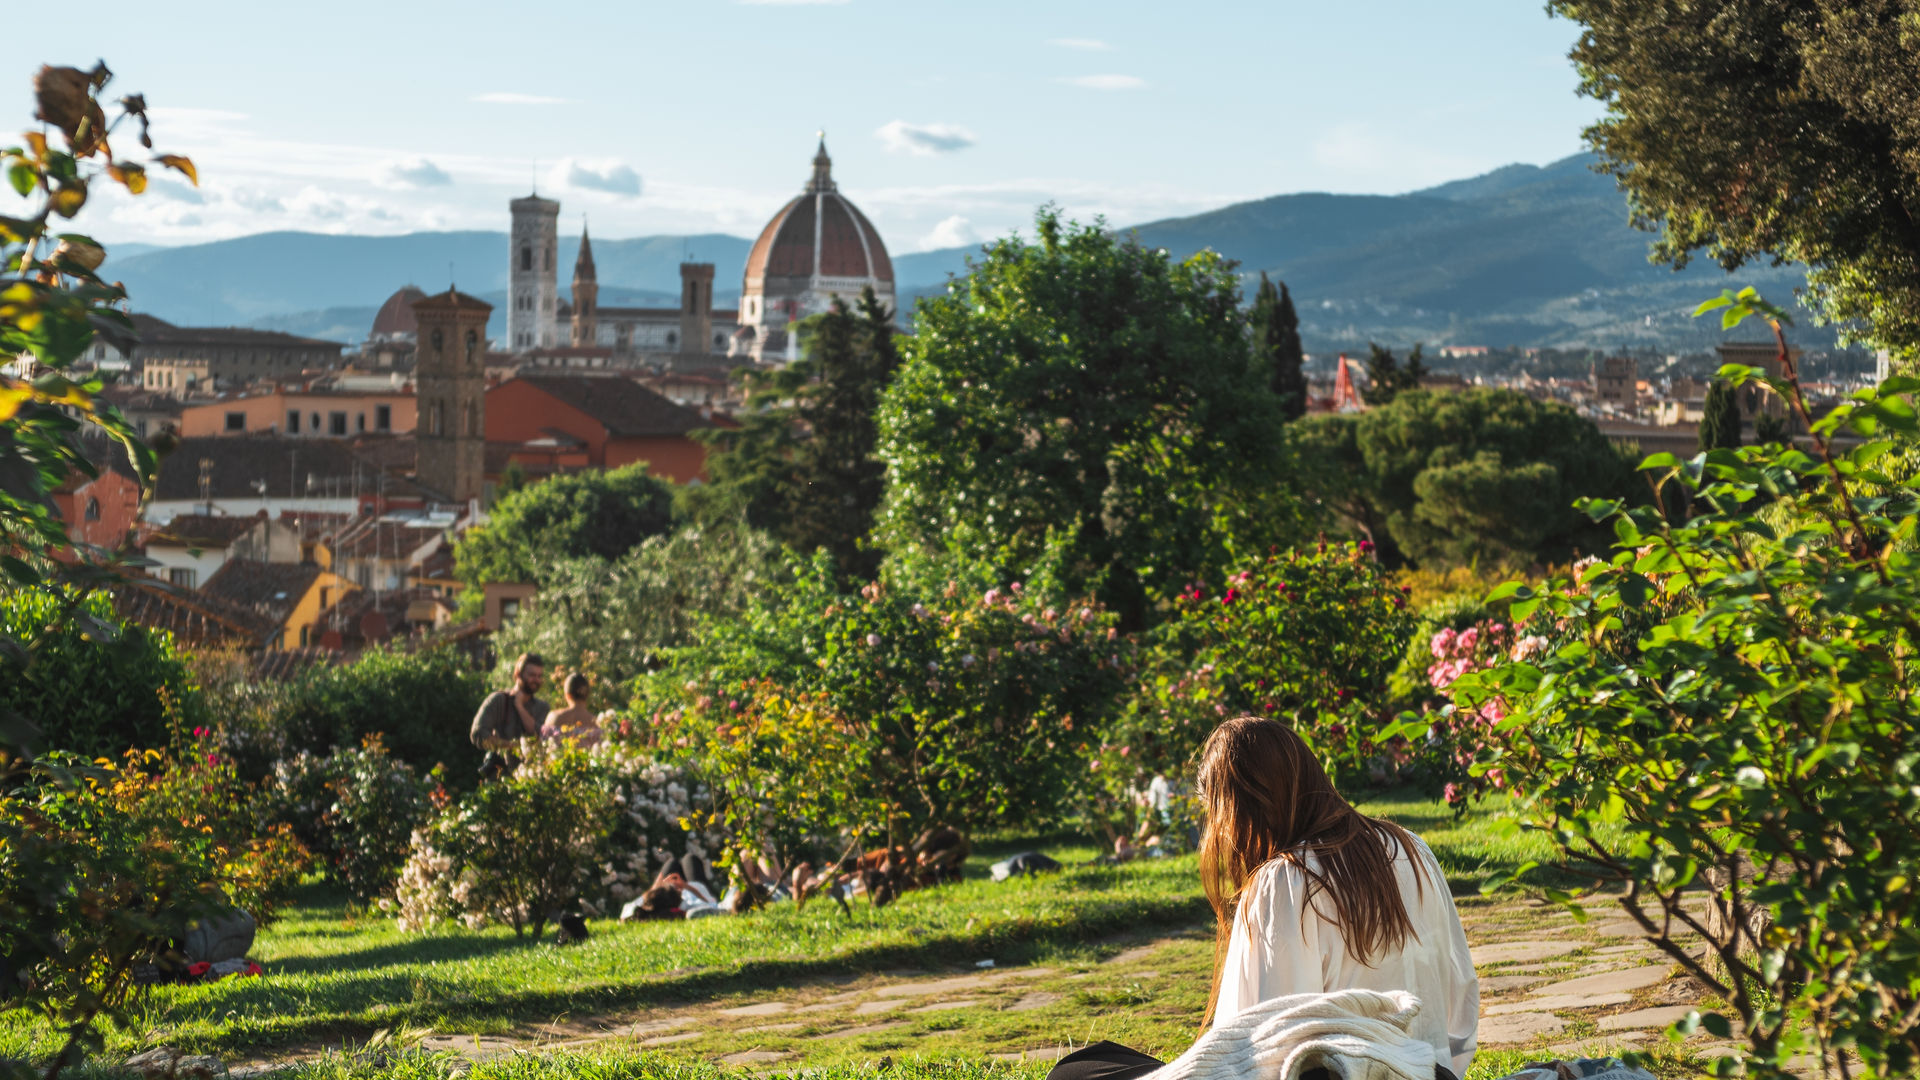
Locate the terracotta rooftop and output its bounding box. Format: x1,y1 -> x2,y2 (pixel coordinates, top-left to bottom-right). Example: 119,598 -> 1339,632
504,374 -> 713,438
201,560 -> 327,624
152,435 -> 431,502
149,512 -> 266,549
371,286 -> 427,339
254,647 -> 344,681
131,313 -> 342,352
112,574 -> 275,649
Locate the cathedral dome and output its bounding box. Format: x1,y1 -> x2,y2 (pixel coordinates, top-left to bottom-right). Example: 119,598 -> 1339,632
743,139 -> 894,289
370,285 -> 428,340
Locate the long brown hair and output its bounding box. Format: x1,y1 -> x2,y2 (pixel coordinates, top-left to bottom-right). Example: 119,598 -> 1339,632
1197,716 -> 1428,1027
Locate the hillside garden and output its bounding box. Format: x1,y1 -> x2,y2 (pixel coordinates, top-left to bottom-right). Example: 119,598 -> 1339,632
3,57 -> 1919,1080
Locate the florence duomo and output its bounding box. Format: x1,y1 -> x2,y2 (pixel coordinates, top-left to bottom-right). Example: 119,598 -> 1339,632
506,136 -> 895,366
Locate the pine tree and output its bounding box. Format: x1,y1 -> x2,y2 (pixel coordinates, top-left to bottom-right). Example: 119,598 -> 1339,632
1251,274 -> 1309,421
1700,379 -> 1743,450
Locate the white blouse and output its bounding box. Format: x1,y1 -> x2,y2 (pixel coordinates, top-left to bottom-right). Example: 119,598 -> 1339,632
1212,834 -> 1479,1078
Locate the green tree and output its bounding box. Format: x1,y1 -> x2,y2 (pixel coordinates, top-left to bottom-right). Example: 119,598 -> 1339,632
1699,378 -> 1743,450
454,463 -> 673,594
878,208 -> 1293,628
1252,273 -> 1308,421
1551,0 -> 1920,354
1362,343 -> 1426,405
690,286 -> 900,580
495,458 -> 528,497
1297,389 -> 1637,568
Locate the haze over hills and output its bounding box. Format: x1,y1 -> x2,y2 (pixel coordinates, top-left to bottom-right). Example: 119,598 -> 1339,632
105,154 -> 1816,353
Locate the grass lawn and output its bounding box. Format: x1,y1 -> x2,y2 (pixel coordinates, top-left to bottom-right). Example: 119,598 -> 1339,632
2,795 -> 1689,1079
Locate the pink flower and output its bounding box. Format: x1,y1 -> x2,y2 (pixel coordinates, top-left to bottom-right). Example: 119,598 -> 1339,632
1222,587 -> 1239,604
1430,628 -> 1457,659
206,753 -> 220,765
866,633 -> 882,647
983,589 -> 1000,605
911,603 -> 929,618
1010,582 -> 1023,592
1118,746 -> 1131,757
1444,782 -> 1462,804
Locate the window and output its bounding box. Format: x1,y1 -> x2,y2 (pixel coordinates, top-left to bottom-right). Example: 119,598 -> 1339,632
225,411 -> 246,432
329,411 -> 347,436
545,245 -> 553,271
287,410 -> 300,433
431,329 -> 444,352
356,565 -> 372,588
465,401 -> 477,437
430,402 -> 444,436
376,404 -> 391,431
356,413 -> 366,432
500,598 -> 521,623
521,246 -> 532,271
666,331 -> 677,346
169,567 -> 196,588
84,497 -> 100,521
310,412 -> 321,431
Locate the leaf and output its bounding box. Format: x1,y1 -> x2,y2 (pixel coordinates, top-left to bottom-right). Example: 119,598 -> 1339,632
155,154 -> 197,186
1692,293 -> 1733,317
1639,452 -> 1682,471
106,162 -> 145,195
6,163 -> 32,197
49,182 -> 86,218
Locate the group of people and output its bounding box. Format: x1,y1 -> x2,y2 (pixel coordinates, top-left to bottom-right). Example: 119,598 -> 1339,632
471,656 -> 1480,1079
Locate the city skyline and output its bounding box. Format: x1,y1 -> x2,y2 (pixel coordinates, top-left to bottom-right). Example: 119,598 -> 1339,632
8,1 -> 1606,251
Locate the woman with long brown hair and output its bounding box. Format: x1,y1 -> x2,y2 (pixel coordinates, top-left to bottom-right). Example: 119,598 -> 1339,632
1049,717 -> 1476,1080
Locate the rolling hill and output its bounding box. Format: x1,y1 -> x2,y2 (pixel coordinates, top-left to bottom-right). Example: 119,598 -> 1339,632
101,154 -> 1814,351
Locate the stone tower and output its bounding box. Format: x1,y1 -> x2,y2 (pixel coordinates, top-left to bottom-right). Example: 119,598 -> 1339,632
571,224 -> 598,348
412,289 -> 492,502
508,193 -> 559,351
679,262 -> 714,356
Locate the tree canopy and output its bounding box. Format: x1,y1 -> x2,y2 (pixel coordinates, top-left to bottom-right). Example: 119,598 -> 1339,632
876,209 -> 1294,627
1363,343 -> 1427,406
1553,0 -> 1920,353
1295,388 -> 1637,568
1252,274 -> 1308,421
454,463 -> 675,591
1700,379 -> 1743,450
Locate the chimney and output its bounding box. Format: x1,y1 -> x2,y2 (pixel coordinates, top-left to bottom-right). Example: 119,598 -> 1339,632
679,262 -> 715,358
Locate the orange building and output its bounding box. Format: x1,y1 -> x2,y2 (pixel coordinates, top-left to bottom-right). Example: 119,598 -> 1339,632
484,374 -> 715,484
179,389 -> 416,439
50,467 -> 142,556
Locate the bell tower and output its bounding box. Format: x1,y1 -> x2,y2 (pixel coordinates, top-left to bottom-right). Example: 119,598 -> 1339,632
508,193 -> 559,352
571,223 -> 598,348
679,262 -> 714,356
412,289 -> 492,503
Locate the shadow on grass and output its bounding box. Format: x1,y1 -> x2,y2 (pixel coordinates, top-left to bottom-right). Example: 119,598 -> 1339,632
264,932 -> 543,977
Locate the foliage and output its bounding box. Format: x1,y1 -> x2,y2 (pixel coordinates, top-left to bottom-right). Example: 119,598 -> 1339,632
1,586 -> 202,759
1103,542 -> 1418,796
1251,273 -> 1307,422
1699,379 -> 1741,451
1362,343 -> 1427,406
877,208 -> 1297,629
453,463 -> 674,596
261,736 -> 430,904
1443,291 -> 1920,1077
265,644 -> 488,784
642,550 -> 1131,841
690,288 -> 900,581
1295,389 -> 1639,569
1551,0 -> 1920,353
391,741 -> 716,937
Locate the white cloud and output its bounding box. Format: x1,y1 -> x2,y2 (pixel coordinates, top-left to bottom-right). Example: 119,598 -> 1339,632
376,157 -> 453,189
876,121 -> 977,156
548,158 -> 644,198
920,215 -> 979,251
1048,38 -> 1111,51
150,179 -> 204,204
284,186 -> 352,221
472,92 -> 571,105
1057,74 -> 1146,91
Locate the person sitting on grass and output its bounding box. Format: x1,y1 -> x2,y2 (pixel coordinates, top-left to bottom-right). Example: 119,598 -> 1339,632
1046,716 -> 1478,1080
540,673 -> 603,746
910,824 -> 969,885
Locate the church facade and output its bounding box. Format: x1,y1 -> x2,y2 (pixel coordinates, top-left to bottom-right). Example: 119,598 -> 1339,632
503,138 -> 894,366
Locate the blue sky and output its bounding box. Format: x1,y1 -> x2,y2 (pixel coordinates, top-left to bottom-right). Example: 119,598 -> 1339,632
9,0 -> 1605,251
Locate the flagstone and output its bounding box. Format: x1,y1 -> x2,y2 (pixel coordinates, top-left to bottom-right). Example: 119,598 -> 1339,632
739,1023 -> 805,1034
909,1000 -> 982,1013
854,1000 -> 906,1015
1529,965 -> 1671,997
1476,1013 -> 1567,1044
1478,975 -> 1547,995
1105,946 -> 1161,964
1597,1005 -> 1696,1032
1007,992 -> 1064,1013
814,1022 -> 907,1039
1486,993 -> 1633,1015
718,1002 -> 794,1017
1472,941 -> 1582,965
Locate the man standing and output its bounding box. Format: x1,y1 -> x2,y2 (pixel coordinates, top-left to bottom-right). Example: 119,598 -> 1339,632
471,653 -> 550,776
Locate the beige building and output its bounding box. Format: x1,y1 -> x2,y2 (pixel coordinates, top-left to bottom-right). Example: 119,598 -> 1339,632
179,388 -> 416,438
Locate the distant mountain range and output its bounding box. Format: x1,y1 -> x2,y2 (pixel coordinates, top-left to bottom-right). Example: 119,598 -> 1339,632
102,154 -> 1815,352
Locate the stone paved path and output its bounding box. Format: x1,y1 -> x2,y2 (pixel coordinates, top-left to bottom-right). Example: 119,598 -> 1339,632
232,890 -> 1735,1078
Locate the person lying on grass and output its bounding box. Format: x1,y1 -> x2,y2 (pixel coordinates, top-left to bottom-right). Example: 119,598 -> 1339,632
1047,716 -> 1478,1080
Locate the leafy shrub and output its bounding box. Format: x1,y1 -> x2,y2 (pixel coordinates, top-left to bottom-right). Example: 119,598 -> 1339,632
642,552 -> 1130,843
1,588 -> 204,759
1106,542 -> 1417,795
262,736 -> 430,904
391,741 -> 715,937
1445,315 -> 1920,1077
270,645 -> 488,784
453,464 -> 676,616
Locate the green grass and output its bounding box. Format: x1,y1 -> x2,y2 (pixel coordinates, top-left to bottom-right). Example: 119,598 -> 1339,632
0,794 -> 1667,1077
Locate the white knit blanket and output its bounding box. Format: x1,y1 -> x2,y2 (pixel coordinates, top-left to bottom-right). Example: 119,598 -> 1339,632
1147,990 -> 1440,1080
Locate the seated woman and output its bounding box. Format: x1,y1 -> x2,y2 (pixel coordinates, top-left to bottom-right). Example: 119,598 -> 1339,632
1049,716 -> 1477,1080
540,674 -> 604,747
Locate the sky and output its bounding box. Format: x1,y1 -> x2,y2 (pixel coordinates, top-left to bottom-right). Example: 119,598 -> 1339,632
6,1 -> 1606,254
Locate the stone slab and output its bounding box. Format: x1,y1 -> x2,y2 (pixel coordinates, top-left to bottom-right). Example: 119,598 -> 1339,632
1473,941 -> 1582,966
1592,944 -> 1655,957
1105,946 -> 1161,965
739,1023 -> 805,1035
718,1051 -> 789,1066
627,1018 -> 694,1036
718,1002 -> 793,1018
814,1021 -> 907,1039
908,1000 -> 982,1013
1530,965 -> 1671,997
854,1000 -> 906,1015
1477,1013 -> 1567,1044
1597,1005 -> 1696,1032
1007,992 -> 1063,1013
1487,993 -> 1633,1015
641,1033 -> 702,1047
1479,975 -> 1547,995
1589,921 -> 1650,939
871,969 -> 1051,998
795,1003 -> 844,1014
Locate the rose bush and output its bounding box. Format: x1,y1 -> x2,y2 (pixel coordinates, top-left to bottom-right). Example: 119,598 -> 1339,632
261,735 -> 430,904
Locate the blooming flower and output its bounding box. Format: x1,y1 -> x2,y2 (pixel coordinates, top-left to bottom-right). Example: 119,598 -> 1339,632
866,633 -> 882,647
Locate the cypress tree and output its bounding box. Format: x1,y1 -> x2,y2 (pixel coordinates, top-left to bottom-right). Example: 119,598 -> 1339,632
1252,273 -> 1309,420
1700,379 -> 1743,450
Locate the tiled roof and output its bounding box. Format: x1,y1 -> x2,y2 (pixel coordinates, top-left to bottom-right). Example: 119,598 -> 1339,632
149,512 -> 264,549
412,289 -> 492,313
745,191 -> 894,285
152,436 -> 431,502
202,560 -> 326,624
254,647 -> 343,681
506,374 -> 713,438
131,312 -> 342,351
112,574 -> 274,648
